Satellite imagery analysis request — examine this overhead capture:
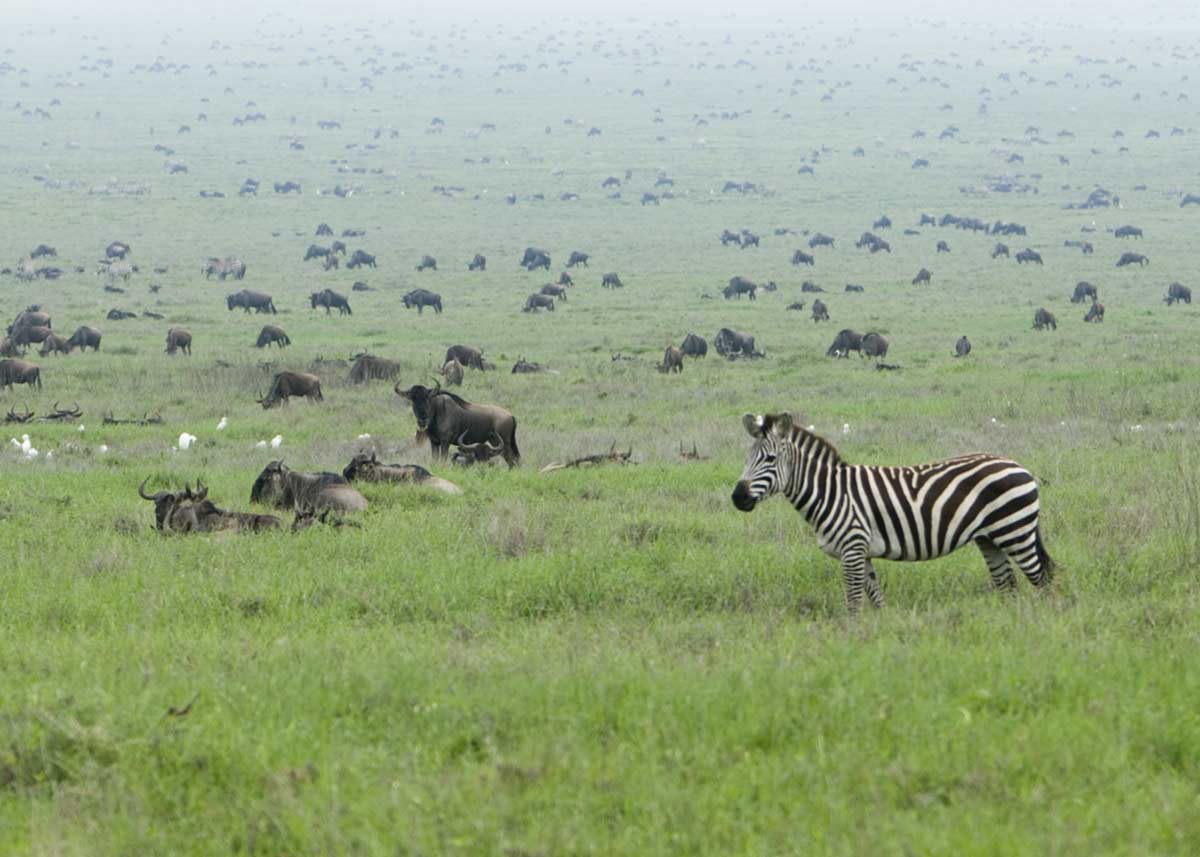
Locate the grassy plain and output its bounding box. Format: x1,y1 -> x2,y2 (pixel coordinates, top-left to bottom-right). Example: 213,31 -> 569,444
2,12 -> 1200,855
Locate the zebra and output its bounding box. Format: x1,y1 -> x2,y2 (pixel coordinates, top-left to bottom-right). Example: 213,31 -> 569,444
731,413 -> 1053,611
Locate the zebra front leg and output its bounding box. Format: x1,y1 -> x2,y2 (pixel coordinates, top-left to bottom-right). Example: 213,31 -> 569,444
840,546 -> 869,613
864,559 -> 884,608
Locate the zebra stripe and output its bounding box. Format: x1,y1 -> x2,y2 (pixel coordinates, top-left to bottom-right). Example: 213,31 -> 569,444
732,413 -> 1053,611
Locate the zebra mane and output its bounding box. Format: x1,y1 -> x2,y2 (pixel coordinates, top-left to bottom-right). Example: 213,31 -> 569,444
791,424 -> 844,464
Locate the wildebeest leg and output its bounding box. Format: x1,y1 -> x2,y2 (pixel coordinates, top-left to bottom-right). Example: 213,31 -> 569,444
864,560 -> 884,608
976,537 -> 1016,591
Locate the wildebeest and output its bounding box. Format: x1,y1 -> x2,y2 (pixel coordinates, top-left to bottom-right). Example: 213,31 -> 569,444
826,329 -> 864,358
1117,252 -> 1148,267
955,336 -> 971,357
602,272 -> 624,288
106,241 -> 131,260
724,276 -> 757,300
714,328 -> 761,358
39,333 -> 69,356
257,372 -> 322,408
681,333 -> 707,357
250,461 -> 367,514
791,249 -> 816,266
936,240 -> 950,253
440,358 -> 464,386
342,453 -> 462,495
1015,249 -> 1043,265
1033,308 -> 1057,330
862,332 -> 889,359
140,479 -> 281,533
256,325 -> 291,349
165,328 -> 192,355
1071,282 -> 1098,303
1114,225 -> 1143,239
567,251 -> 590,267
659,345 -> 684,373
227,289 -> 275,314
1084,302 -> 1105,322
395,382 -> 520,466
468,254 -> 487,271
811,299 -> 830,322
304,244 -> 331,261
65,326 -> 101,352
204,257 -> 247,280
349,355 -> 400,384
912,268 -> 932,285
540,283 -> 567,301
524,293 -> 556,312
992,243 -> 1010,259
1166,282 -> 1192,305
445,344 -> 489,370
0,359 -> 41,390
403,289 -> 443,314
347,250 -> 376,269
310,289 -> 352,315
416,254 -> 438,272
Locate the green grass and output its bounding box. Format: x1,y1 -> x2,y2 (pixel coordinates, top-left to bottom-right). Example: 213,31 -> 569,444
2,10 -> 1200,856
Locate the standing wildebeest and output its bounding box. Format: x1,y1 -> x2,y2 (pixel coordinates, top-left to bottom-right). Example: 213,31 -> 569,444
681,333 -> 707,357
992,243 -> 1010,259
256,325 -> 291,349
257,372 -> 323,408
304,244 -> 331,262
1166,282 -> 1192,305
1084,302 -> 1105,322
1117,252 -> 1148,267
416,254 -> 438,272
791,249 -> 816,266
227,289 -> 276,314
440,358 -> 465,386
106,241 -> 131,260
1071,282 -> 1098,303
659,345 -> 684,373
1033,308 -> 1057,330
826,329 -> 864,358
862,332 -> 889,359
403,289 -> 442,314
520,247 -> 551,270
468,254 -> 487,271
524,293 -> 556,312
310,289 -> 352,315
0,359 -> 41,390
1016,249 -> 1043,265
540,283 -> 567,301
567,251 -> 590,267
912,268 -> 932,285
349,354 -> 401,384
446,345 -> 489,370
714,328 -> 761,358
203,257 -> 247,280
250,461 -> 367,514
811,299 -> 830,322
395,382 -> 520,467
346,250 -> 376,269
342,453 -> 462,495
39,333 -> 69,356
602,272 -> 624,289
66,326 -> 101,352
1114,225 -> 1143,239
724,276 -> 757,300
165,328 -> 192,355
936,240 -> 950,253
955,336 -> 971,357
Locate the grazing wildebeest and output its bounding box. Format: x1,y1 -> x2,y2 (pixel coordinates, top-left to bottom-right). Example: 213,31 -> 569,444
724,276 -> 757,300
30,244 -> 56,259
1117,252 -> 1148,267
468,254 -> 487,271
440,358 -> 464,386
256,325 -> 291,349
227,289 -> 275,314
395,382 -> 520,466
310,289 -> 352,315
165,328 -> 192,355
720,229 -> 742,246
349,355 -> 400,384
524,293 -> 556,312
1114,225 -> 1143,239
659,345 -> 684,373
304,244 -> 331,261
791,249 -> 816,266
39,333 -> 69,356
681,333 -> 707,357
446,345 -> 488,370
347,250 -> 376,269
1084,302 -> 1105,322
714,328 -> 761,358
1071,282 -> 1098,303
250,461 -> 367,514
1166,282 -> 1192,305
0,359 -> 41,390
66,326 -> 101,352
826,329 -> 864,358
801,281 -> 825,293
540,283 -> 567,301
107,309 -> 137,321
811,299 -> 830,322
845,284 -> 864,293
862,332 -> 889,359
106,241 -> 131,260
203,257 -> 247,280
992,243 -> 1010,259
403,289 -> 442,314
936,240 -> 950,253
416,254 -> 438,272
1016,249 -> 1043,265
567,251 -> 590,267
601,272 -> 624,289
955,336 -> 971,357
1033,308 -> 1057,330
11,325 -> 52,349
342,453 -> 462,495
912,268 -> 932,285
257,372 -> 323,408
809,233 -> 835,249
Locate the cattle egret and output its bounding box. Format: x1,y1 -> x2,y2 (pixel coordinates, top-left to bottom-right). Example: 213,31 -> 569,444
270,435 -> 283,449
217,417 -> 228,431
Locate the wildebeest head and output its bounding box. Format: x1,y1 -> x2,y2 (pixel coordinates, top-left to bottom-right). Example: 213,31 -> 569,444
250,460 -> 288,505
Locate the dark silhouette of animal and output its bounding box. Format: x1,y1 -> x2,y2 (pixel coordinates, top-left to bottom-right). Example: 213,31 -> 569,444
256,325 -> 290,348
440,358 -> 464,386
912,268 -> 932,285
39,334 -> 69,356
251,462 -> 367,514
826,329 -> 864,358
524,293 -> 556,312
66,326 -> 101,352
714,328 -> 761,358
955,336 -> 971,357
346,250 -> 376,269
203,257 -> 246,280
1072,282 -> 1097,303
567,251 -> 590,267
602,272 -> 624,288
342,453 -> 461,495
1114,225 -> 1143,239
791,249 -> 815,266
681,333 -> 707,357
1016,249 -> 1043,265
416,254 -> 437,272
992,243 -> 1009,258
1117,252 -> 1148,267
395,382 -> 520,466
446,345 -> 489,370
659,345 -> 684,373
257,372 -> 323,408
349,354 -> 401,384
862,332 -> 889,359
1166,283 -> 1192,305
724,276 -> 757,300
227,290 -> 275,314
403,289 -> 442,314
936,241 -> 950,253
0,359 -> 41,390
1033,308 -> 1057,330
540,283 -> 567,301
165,328 -> 192,355
310,289 -> 351,315
811,299 -> 830,322
468,254 -> 486,271
1084,302 -> 1105,322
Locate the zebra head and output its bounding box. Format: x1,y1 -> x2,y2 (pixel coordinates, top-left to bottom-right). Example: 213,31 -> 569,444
732,412 -> 794,511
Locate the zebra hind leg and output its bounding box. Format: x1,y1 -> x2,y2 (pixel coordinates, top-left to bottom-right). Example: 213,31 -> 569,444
976,537 -> 1016,592
864,560 -> 884,609
840,547 -> 868,613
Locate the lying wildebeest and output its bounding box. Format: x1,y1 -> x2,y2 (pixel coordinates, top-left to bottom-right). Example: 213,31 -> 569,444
724,276 -> 757,300
304,244 -> 331,261
256,325 -> 291,349
30,244 -> 56,259
791,249 -> 815,266
140,479 -> 281,533
1114,225 -> 1143,239
1166,282 -> 1192,305
811,299 -> 830,322
1015,249 -> 1043,265
524,293 -> 556,312
681,333 -> 707,357
39,333 -> 69,356
1117,252 -> 1148,267
395,381 -> 520,466
257,372 -> 323,408
567,250 -> 590,267
106,241 -> 131,260
403,289 -> 442,314
862,332 -> 889,359
714,328 -> 761,359
468,253 -> 486,271
10,308 -> 51,332
659,345 -> 684,373
602,272 -> 624,289
11,325 -> 52,348
912,268 -> 932,285
342,453 -> 462,495
310,289 -> 352,315
165,328 -> 191,355
349,354 -> 400,383
1084,302 -> 1105,322
446,344 -> 490,370
1071,282 -> 1098,303
826,329 -> 864,358
955,336 -> 971,357
66,326 -> 101,352
227,289 -> 275,314
1033,308 -> 1057,330
992,243 -> 1010,259
251,461 -> 367,514
204,257 -> 247,280
107,309 -> 137,321
440,358 -> 464,386
0,358 -> 41,390
346,250 -> 376,269
416,254 -> 437,272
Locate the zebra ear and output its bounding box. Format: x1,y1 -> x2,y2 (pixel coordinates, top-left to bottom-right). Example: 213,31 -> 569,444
742,414 -> 765,437
770,412 -> 794,436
